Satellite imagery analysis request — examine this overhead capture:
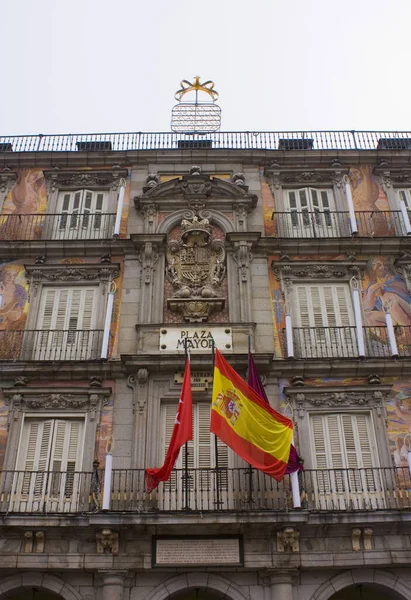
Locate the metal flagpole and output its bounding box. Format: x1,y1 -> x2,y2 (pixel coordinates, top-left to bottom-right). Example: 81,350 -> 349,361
212,339 -> 221,508
247,336 -> 253,505
184,338 -> 190,510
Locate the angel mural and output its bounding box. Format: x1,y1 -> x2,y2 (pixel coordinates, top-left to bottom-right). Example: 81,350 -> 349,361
363,258 -> 411,326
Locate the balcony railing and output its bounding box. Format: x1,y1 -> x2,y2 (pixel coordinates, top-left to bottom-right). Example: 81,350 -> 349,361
0,213 -> 116,241
1,131 -> 411,153
0,466 -> 410,513
0,329 -> 104,361
283,325 -> 411,359
273,211 -> 406,238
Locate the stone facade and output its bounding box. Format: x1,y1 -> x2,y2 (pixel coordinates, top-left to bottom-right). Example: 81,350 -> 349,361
0,135 -> 411,599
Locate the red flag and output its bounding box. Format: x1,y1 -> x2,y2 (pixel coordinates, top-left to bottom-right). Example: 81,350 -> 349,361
145,357 -> 192,492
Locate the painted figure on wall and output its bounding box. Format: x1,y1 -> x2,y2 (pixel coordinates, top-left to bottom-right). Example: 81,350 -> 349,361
0,262 -> 29,359
363,257 -> 411,327
0,169 -> 47,239
387,382 -> 411,471
349,165 -> 391,236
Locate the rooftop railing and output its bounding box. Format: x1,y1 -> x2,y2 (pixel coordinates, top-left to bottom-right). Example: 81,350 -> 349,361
1,466 -> 410,513
0,213 -> 116,241
0,330 -> 104,361
1,131 -> 411,152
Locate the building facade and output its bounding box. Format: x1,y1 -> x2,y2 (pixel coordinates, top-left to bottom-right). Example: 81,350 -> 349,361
0,131 -> 411,599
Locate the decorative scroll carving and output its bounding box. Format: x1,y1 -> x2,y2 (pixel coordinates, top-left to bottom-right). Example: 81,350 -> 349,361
43,169 -> 128,192
277,527 -> 300,552
265,164 -> 347,190
351,528 -> 362,552
233,242 -> 253,283
363,528 -> 373,550
35,531 -> 45,553
138,242 -> 159,286
273,262 -> 364,286
23,532 -> 33,553
25,264 -> 120,296
96,529 -> 119,555
166,215 -> 226,322
286,386 -> 390,419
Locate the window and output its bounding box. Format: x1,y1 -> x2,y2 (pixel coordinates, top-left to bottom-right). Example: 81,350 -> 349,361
161,402 -> 230,510
310,413 -> 382,509
12,418 -> 84,512
284,187 -> 339,237
53,189 -> 108,240
34,287 -> 98,360
294,283 -> 356,357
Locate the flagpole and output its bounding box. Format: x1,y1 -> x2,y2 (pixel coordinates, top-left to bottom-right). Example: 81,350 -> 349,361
212,338 -> 221,508
184,338 -> 189,511
247,336 -> 254,506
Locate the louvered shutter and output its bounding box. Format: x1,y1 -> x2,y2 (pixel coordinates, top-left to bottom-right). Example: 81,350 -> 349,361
398,189 -> 411,210
295,285 -> 353,328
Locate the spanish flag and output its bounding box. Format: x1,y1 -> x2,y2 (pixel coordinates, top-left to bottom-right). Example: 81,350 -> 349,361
211,349 -> 293,481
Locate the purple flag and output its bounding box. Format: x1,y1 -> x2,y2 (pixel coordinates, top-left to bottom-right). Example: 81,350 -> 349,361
247,352 -> 303,474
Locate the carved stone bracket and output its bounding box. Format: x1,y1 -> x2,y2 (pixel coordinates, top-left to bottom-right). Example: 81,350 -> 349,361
374,166 -> 411,188
3,387 -> 111,423
96,529 -> 119,555
351,527 -> 373,551
127,370 -> 149,414
285,385 -> 391,419
277,527 -> 300,552
0,169 -> 17,194
25,264 -> 120,297
233,241 -> 253,283
43,169 -> 128,193
23,531 -> 46,553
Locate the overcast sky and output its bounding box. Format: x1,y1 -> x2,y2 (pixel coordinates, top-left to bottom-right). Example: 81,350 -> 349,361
1,0 -> 410,136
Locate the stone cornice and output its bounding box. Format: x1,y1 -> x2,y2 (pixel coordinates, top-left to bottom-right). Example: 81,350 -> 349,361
272,260 -> 366,282
25,263 -> 120,293
43,168 -> 128,192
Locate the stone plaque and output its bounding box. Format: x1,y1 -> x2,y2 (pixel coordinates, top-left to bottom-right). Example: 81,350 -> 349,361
160,326 -> 232,353
153,536 -> 242,566
174,371 -> 212,392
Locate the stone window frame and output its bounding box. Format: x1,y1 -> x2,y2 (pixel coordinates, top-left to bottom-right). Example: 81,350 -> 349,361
264,162 -> 348,214
2,384 -> 111,472
285,384 -> 393,470
24,263 -> 120,333
43,168 -> 128,217
379,168 -> 411,212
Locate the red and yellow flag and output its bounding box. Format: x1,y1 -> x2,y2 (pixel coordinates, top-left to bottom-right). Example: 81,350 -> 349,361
211,349 -> 293,481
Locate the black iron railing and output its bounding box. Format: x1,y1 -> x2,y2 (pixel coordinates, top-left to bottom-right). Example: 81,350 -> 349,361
0,213 -> 116,241
0,466 -> 409,513
273,211 -> 405,238
0,330 -> 104,361
1,131 -> 411,152
283,326 -> 411,359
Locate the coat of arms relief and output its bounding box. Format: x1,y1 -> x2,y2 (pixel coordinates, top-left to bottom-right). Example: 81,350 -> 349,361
166,214 -> 226,322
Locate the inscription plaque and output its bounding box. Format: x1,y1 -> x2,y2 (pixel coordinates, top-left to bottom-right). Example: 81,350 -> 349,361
153,536 -> 242,566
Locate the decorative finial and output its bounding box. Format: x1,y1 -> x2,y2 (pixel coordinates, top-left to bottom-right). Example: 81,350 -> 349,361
175,76 -> 219,102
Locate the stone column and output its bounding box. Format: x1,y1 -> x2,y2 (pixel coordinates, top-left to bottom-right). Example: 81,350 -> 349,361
263,570 -> 294,600
100,571 -> 126,600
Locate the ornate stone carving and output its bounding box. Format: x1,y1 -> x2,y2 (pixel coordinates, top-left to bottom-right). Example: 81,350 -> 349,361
277,527 -> 300,552
286,386 -> 390,418
96,529 -> 119,555
35,531 -> 45,553
351,528 -> 362,552
139,242 -> 159,286
273,262 -> 364,286
89,376 -> 104,388
25,264 -> 120,296
265,165 -> 347,190
23,532 -> 33,553
166,215 -> 226,322
363,528 -> 373,550
233,242 -> 253,283
43,170 -> 127,191
0,170 -> 17,194
137,368 -> 148,385
14,376 -> 29,387
232,173 -> 246,187
144,173 -> 160,190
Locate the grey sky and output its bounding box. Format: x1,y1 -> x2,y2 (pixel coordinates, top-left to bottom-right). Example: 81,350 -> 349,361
1,0 -> 410,136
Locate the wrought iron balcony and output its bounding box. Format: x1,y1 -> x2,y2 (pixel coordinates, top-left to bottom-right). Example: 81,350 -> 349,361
0,213 -> 116,241
283,326 -> 411,359
0,466 -> 410,513
0,131 -> 411,152
273,211 -> 407,238
0,329 -> 104,361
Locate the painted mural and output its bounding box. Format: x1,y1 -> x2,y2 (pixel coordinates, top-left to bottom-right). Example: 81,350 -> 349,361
0,261 -> 29,360
349,165 -> 393,236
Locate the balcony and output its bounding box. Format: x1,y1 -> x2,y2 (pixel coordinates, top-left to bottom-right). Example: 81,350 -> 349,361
0,466 -> 410,514
1,130 -> 411,152
0,329 -> 104,361
282,326 -> 411,359
0,213 -> 116,241
273,211 -> 407,238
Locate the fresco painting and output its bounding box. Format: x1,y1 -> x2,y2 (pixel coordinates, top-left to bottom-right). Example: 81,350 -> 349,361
0,261 -> 29,360
260,169 -> 275,236
349,165 -> 393,236
0,169 -> 47,240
